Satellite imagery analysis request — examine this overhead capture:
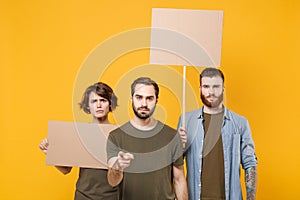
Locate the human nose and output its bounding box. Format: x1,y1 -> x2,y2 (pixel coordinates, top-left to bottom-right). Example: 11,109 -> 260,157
208,87 -> 214,94
96,100 -> 102,107
141,98 -> 147,106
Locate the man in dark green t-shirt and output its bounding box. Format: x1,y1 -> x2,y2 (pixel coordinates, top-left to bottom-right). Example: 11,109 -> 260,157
107,77 -> 188,200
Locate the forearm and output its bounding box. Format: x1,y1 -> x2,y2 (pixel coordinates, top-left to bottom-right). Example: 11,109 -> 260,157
173,166 -> 188,200
107,167 -> 123,187
174,178 -> 188,200
107,152 -> 133,187
107,158 -> 124,187
245,166 -> 257,200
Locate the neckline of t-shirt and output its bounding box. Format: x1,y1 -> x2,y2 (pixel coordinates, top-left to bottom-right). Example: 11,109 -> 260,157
121,121 -> 165,138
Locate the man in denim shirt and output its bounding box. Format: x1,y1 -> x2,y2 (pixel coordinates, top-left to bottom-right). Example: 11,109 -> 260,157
178,68 -> 257,200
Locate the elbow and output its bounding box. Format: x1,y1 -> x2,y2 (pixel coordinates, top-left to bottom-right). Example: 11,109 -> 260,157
56,166 -> 72,175
108,179 -> 119,187
62,167 -> 72,175
61,170 -> 71,175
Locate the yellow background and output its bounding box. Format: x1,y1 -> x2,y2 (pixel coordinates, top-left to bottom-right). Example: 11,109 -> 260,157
1,0 -> 299,199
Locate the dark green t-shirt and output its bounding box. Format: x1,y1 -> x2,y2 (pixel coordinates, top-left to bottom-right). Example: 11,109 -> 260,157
201,111 -> 225,200
75,168 -> 118,200
107,121 -> 184,200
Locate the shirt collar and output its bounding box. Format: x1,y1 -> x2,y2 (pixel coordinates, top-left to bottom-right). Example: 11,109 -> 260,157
197,105 -> 230,121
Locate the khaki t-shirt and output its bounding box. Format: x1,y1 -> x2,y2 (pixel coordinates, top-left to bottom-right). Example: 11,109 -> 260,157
201,111 -> 226,200
75,168 -> 118,200
107,121 -> 184,200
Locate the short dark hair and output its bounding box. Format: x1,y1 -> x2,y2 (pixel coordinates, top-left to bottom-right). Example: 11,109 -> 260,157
200,67 -> 225,86
131,77 -> 159,99
79,82 -> 118,114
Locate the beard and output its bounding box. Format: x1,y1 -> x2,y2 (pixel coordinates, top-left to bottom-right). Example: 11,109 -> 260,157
201,92 -> 223,108
132,102 -> 156,120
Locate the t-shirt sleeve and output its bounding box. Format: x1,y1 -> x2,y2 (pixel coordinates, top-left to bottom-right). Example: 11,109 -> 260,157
172,132 -> 184,166
106,131 -> 120,162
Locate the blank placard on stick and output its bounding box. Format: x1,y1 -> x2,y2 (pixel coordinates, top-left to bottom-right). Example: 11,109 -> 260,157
150,8 -> 224,135
150,8 -> 223,67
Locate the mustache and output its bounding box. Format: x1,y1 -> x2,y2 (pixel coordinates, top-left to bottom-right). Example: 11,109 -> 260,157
206,94 -> 217,98
138,106 -> 149,111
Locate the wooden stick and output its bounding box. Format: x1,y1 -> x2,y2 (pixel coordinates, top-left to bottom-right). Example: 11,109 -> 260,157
182,66 -> 186,148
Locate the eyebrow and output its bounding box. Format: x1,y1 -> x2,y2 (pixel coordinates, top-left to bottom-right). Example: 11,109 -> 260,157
202,84 -> 222,86
134,94 -> 155,98
90,97 -> 107,101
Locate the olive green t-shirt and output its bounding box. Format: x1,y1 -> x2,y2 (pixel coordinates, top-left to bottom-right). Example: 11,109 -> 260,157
107,121 -> 184,200
75,168 -> 118,200
201,111 -> 225,200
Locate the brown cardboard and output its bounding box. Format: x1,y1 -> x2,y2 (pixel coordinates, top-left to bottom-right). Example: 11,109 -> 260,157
150,8 -> 224,67
46,121 -> 118,169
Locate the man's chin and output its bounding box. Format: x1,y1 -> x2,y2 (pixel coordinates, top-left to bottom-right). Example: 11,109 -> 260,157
137,112 -> 152,119
137,115 -> 150,120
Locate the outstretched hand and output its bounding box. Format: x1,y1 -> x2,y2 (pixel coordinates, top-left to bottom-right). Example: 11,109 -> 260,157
115,151 -> 134,171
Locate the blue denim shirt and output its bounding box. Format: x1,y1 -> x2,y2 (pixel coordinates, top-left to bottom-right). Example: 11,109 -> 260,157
177,107 -> 257,200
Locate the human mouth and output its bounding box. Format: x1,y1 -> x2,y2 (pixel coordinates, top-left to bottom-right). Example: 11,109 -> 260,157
207,97 -> 216,102
138,107 -> 149,112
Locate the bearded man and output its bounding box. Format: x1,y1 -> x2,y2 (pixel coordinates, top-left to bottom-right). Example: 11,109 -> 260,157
178,68 -> 258,200
107,77 -> 188,200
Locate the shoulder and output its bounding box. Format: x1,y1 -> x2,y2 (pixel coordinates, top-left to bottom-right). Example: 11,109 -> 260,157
183,108 -> 202,125
157,122 -> 182,147
109,122 -> 129,137
225,108 -> 251,131
186,108 -> 202,118
225,108 -> 248,122
156,122 -> 181,143
109,127 -> 121,136
157,121 -> 177,134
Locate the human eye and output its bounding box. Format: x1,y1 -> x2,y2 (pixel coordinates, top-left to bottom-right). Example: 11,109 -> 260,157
90,99 -> 97,103
147,96 -> 154,101
213,85 -> 221,89
135,95 -> 142,100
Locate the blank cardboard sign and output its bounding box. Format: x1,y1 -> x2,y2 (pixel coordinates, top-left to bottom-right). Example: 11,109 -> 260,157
150,8 -> 223,67
46,121 -> 118,169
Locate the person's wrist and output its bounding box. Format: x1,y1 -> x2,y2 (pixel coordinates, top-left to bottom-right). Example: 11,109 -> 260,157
112,160 -> 123,172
